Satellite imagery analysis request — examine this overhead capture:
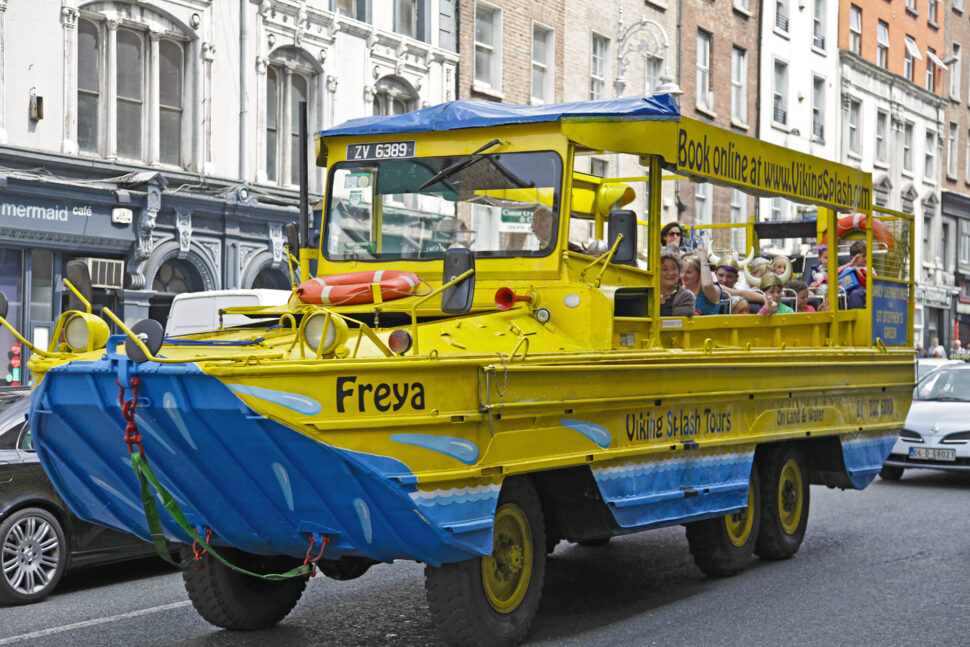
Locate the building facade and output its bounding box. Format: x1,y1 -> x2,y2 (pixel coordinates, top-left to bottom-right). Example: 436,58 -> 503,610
0,0 -> 458,383
677,0 -> 760,255
837,0 -> 947,347
941,0 -> 970,349
757,0 -> 841,255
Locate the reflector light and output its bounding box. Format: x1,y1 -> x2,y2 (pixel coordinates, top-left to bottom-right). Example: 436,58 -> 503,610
388,329 -> 413,354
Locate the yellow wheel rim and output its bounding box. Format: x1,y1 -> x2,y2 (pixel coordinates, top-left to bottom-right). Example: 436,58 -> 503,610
481,503 -> 533,614
725,481 -> 756,547
777,458 -> 804,535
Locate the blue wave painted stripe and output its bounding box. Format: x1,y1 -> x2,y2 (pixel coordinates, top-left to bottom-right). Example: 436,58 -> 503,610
594,456 -> 751,481
560,419 -> 612,448
226,384 -> 322,416
390,434 -> 480,464
411,490 -> 500,507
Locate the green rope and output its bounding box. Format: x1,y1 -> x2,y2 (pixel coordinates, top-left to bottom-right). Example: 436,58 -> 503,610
130,451 -> 316,580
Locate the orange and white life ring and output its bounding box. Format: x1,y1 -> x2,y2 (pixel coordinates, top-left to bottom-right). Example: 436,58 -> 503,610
827,214 -> 894,250
297,270 -> 421,306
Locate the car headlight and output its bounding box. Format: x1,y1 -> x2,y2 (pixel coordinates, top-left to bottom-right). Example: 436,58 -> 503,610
303,313 -> 348,354
64,312 -> 110,352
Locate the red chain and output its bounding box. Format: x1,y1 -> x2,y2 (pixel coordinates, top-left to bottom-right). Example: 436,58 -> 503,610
117,378 -> 144,455
303,534 -> 331,577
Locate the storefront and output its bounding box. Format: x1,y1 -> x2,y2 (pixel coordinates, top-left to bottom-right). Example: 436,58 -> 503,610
0,171 -> 298,385
915,283 -> 955,350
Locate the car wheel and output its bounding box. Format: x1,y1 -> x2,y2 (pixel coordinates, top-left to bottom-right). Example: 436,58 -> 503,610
879,465 -> 904,481
0,507 -> 67,605
425,478 -> 547,647
686,463 -> 761,577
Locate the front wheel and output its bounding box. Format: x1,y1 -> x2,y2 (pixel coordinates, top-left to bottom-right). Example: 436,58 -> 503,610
756,445 -> 810,560
181,547 -> 308,630
686,463 -> 761,577
425,478 -> 547,647
0,507 -> 67,605
879,465 -> 904,481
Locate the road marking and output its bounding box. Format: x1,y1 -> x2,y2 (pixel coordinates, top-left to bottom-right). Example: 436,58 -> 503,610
0,600 -> 192,645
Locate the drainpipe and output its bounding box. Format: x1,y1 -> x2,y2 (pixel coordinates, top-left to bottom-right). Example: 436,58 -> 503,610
239,0 -> 250,180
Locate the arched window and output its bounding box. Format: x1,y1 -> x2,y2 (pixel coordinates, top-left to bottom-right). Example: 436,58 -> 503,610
252,267 -> 290,290
265,48 -> 319,187
153,258 -> 204,294
76,5 -> 191,166
873,176 -> 892,208
373,76 -> 417,116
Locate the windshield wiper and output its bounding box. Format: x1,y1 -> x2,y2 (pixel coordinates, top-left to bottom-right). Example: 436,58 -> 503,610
417,139 -> 501,191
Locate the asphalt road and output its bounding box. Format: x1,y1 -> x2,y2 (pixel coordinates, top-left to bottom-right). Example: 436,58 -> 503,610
2,469 -> 968,646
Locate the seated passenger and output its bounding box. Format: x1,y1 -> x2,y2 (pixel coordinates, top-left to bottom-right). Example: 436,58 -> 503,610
786,279 -> 815,312
717,253 -> 765,304
661,222 -> 684,252
805,244 -> 827,287
659,250 -> 695,317
532,206 -> 583,252
682,247 -> 722,315
758,273 -> 794,315
770,255 -> 793,283
730,296 -> 750,314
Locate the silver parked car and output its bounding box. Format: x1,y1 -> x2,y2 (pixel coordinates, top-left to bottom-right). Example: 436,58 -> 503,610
881,363 -> 970,480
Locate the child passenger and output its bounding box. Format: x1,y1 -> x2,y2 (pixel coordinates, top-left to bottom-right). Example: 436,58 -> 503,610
786,279 -> 815,312
758,273 -> 794,315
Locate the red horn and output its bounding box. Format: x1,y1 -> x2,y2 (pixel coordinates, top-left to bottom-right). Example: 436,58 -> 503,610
494,287 -> 532,311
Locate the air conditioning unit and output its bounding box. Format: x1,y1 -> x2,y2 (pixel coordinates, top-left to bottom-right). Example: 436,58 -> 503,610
83,257 -> 125,289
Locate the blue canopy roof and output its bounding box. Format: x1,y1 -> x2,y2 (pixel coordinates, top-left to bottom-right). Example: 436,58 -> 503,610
320,94 -> 680,138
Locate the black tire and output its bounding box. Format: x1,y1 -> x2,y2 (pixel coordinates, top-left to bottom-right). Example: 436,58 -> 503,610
755,445 -> 810,560
0,507 -> 67,605
879,465 -> 904,481
425,478 -> 547,647
686,463 -> 761,577
577,536 -> 611,547
181,546 -> 308,630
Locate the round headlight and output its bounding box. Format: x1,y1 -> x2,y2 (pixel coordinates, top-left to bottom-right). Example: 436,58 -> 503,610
64,312 -> 110,352
304,313 -> 347,354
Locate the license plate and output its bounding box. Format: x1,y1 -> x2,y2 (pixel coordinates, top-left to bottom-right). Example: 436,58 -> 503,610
347,141 -> 415,161
909,447 -> 956,462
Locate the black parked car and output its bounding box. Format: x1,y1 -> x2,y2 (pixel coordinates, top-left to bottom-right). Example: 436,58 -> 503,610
0,387 -> 160,605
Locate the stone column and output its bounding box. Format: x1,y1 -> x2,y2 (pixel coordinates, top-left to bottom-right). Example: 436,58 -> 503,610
61,4 -> 79,154
105,19 -> 119,159
202,41 -> 216,172
148,31 -> 161,165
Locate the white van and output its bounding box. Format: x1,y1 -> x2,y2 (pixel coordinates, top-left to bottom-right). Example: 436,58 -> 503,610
165,289 -> 292,336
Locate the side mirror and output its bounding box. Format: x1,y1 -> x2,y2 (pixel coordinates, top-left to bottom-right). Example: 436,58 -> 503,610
66,259 -> 93,311
0,291 -> 7,319
285,222 -> 301,254
441,247 -> 475,314
608,210 -> 637,265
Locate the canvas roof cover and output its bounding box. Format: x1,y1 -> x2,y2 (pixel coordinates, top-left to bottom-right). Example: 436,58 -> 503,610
319,94 -> 681,138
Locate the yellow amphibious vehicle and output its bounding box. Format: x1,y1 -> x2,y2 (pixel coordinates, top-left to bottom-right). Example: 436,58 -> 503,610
17,95 -> 914,646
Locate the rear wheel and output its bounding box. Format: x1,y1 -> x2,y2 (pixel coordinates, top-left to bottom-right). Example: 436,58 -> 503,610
0,507 -> 67,605
756,445 -> 810,560
686,464 -> 761,577
879,465 -> 904,481
181,547 -> 307,630
425,478 -> 546,647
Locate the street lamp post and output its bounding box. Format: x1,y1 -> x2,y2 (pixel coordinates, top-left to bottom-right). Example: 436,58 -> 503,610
614,6 -> 681,98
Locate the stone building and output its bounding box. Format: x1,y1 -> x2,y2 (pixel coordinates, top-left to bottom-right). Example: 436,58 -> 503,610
836,0 -> 947,346
0,0 -> 458,383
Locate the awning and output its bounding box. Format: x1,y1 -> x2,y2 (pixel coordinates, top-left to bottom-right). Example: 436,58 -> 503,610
905,37 -> 923,60
928,50 -> 948,69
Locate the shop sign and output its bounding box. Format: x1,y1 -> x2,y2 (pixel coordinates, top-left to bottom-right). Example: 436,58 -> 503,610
957,302 -> 970,315
499,208 -> 532,233
915,283 -> 953,309
0,198 -> 134,242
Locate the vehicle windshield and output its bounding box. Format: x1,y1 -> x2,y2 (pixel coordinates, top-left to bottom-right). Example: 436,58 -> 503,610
916,367 -> 970,401
324,151 -> 563,261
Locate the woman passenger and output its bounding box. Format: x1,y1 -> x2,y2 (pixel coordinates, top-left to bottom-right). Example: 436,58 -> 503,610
661,222 -> 684,252
682,247 -> 722,315
659,250 -> 695,317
